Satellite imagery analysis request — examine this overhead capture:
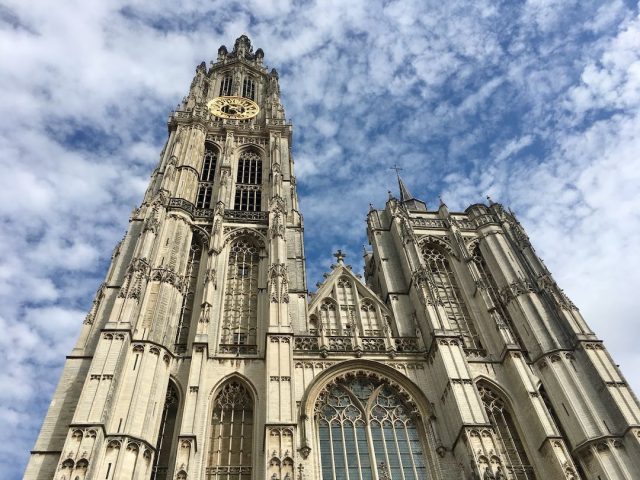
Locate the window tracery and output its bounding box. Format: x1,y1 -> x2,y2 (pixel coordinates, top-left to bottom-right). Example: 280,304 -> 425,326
360,300 -> 381,336
472,245 -> 523,348
221,238 -> 259,352
320,301 -> 339,336
207,381 -> 254,480
337,277 -> 354,305
234,151 -> 262,211
315,374 -> 429,480
242,77 -> 256,100
478,384 -> 536,479
220,75 -> 233,96
196,144 -> 218,209
152,382 -> 179,480
422,244 -> 479,349
175,239 -> 201,351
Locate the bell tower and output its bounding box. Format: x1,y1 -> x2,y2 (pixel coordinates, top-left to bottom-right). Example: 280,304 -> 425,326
26,35 -> 306,480
26,34 -> 640,480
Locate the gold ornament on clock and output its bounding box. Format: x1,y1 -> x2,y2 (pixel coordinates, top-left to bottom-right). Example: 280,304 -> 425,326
207,96 -> 260,120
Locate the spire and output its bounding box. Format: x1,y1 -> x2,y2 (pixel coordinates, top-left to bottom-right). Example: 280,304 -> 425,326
389,164 -> 427,212
398,175 -> 414,203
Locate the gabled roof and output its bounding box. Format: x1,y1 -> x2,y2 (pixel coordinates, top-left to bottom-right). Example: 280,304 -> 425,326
309,254 -> 393,318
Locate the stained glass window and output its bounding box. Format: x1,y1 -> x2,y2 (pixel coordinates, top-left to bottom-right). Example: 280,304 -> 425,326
316,375 -> 429,480
207,381 -> 253,480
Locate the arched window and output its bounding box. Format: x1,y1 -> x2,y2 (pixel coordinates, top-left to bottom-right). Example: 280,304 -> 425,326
196,144 -> 217,209
201,146 -> 217,182
320,301 -> 339,335
242,77 -> 256,100
337,277 -> 354,305
220,75 -> 233,96
472,245 -> 523,348
221,237 -> 259,353
422,243 -> 479,349
174,238 -> 202,353
234,151 -> 262,211
478,384 -> 536,479
152,382 -> 179,480
207,381 -> 254,480
316,374 -> 429,480
360,300 -> 381,336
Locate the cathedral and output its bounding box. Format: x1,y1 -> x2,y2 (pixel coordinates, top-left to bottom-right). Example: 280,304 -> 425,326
25,35 -> 640,480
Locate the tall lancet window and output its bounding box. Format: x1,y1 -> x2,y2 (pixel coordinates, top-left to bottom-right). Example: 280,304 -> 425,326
422,243 -> 480,349
220,74 -> 233,96
316,374 -> 429,480
360,299 -> 381,336
234,151 -> 262,211
478,383 -> 536,480
320,300 -> 339,335
174,238 -> 202,353
242,77 -> 256,100
152,382 -> 179,480
472,245 -> 523,348
337,277 -> 355,332
207,381 -> 254,480
221,237 -> 259,353
196,144 -> 217,209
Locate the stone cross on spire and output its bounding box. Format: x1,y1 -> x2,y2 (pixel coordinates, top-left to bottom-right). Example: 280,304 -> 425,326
333,250 -> 346,265
390,164 -> 403,176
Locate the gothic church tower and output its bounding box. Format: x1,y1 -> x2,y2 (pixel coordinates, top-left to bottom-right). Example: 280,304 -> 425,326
26,36 -> 640,480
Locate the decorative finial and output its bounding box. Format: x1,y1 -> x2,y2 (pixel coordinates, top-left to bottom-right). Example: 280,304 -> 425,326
439,195 -> 445,206
486,195 -> 495,205
333,250 -> 346,265
369,203 -> 374,211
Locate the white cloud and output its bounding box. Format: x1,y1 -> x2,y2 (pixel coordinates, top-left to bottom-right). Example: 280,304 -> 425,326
2,1 -> 640,477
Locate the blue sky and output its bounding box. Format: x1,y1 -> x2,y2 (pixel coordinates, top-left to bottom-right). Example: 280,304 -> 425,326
2,1 -> 640,477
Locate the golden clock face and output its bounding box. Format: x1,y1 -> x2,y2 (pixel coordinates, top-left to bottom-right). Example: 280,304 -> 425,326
207,96 -> 260,120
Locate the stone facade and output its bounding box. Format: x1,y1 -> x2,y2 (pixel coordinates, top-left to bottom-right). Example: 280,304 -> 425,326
25,35 -> 640,480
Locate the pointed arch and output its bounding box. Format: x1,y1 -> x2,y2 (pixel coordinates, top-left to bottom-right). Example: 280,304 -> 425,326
219,73 -> 233,96
470,243 -> 523,349
319,298 -> 340,335
152,379 -> 181,480
301,361 -> 439,480
466,237 -> 481,257
475,379 -> 537,480
174,231 -> 205,352
234,148 -> 263,212
417,235 -> 456,258
196,142 -> 219,209
360,298 -> 383,336
421,239 -> 480,349
223,227 -> 266,250
220,235 -> 260,353
206,376 -> 256,480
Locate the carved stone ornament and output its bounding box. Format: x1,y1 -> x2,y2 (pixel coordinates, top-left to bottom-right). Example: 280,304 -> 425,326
298,445 -> 311,459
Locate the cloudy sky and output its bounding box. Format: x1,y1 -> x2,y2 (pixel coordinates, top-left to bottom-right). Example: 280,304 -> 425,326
2,0 -> 640,477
